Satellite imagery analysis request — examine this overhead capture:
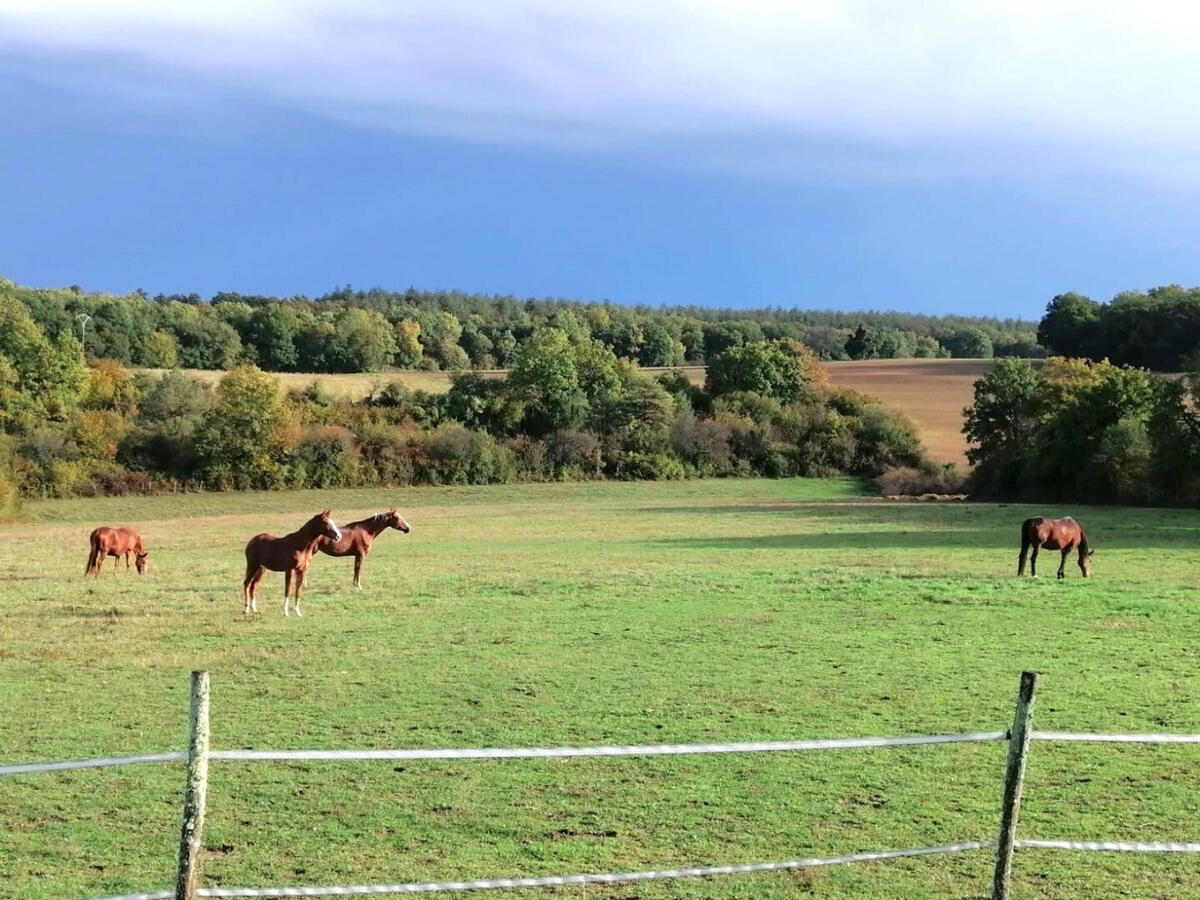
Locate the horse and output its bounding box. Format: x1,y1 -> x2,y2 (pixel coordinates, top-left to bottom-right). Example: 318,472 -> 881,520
86,526 -> 148,577
314,508 -> 411,589
242,510 -> 342,616
1018,516 -> 1093,579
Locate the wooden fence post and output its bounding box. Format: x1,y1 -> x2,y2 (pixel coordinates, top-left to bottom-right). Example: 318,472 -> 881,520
992,670 -> 1038,900
175,671 -> 211,900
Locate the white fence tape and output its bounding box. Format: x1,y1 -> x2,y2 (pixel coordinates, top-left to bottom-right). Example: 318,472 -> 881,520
80,838 -> 1200,900
182,841 -> 995,897
20,728 -> 1200,778
1032,732 -> 1200,744
209,731 -> 1008,762
1016,839 -> 1200,853
0,751 -> 187,777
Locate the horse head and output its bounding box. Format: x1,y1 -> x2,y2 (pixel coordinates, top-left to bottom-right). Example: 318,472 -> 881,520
388,508 -> 412,533
316,510 -> 343,542
1080,547 -> 1094,577
135,551 -> 149,575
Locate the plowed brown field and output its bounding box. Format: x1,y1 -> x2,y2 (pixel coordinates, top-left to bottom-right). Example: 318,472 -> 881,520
824,359 -> 995,467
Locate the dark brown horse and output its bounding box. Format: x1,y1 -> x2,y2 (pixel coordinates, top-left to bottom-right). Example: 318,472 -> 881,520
242,511 -> 342,616
314,508 -> 411,588
1018,516 -> 1093,578
86,526 -> 148,577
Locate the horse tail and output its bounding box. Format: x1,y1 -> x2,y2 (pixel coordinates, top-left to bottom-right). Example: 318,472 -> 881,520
1017,519 -> 1034,575
86,530 -> 100,575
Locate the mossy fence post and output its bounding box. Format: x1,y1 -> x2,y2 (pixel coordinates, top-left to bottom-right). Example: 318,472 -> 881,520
175,670 -> 211,900
992,670 -> 1038,900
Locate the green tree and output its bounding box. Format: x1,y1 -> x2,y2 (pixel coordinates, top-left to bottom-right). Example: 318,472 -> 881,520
393,318 -> 423,368
0,295 -> 88,429
705,340 -> 821,404
638,320 -> 686,367
160,304 -> 243,369
939,327 -> 993,359
195,366 -> 287,488
244,305 -> 302,371
962,358 -> 1040,497
509,328 -> 585,436
1037,293 -> 1100,357
324,308 -> 397,373
143,330 -> 180,368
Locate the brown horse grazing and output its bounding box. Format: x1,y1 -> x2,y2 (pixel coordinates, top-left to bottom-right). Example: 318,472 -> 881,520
86,527 -> 148,577
242,511 -> 342,616
1018,517 -> 1093,579
314,509 -> 411,589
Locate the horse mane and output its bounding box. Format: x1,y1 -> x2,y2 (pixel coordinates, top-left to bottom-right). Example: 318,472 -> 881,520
346,512 -> 390,530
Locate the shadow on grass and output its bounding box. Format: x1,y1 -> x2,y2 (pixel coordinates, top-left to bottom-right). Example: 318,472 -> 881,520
653,530 -> 991,551
640,501 -> 1200,547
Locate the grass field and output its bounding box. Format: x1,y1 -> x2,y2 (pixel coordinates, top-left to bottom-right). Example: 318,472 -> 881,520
143,358 -> 990,466
3,478 -> 1199,899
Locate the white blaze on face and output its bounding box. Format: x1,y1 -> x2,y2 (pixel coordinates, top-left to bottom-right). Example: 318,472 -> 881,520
329,519 -> 343,541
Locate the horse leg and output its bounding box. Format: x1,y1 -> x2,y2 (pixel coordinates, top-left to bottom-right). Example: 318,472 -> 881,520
1057,549 -> 1069,579
293,567 -> 305,617
283,569 -> 294,616
242,562 -> 257,613
1029,545 -> 1039,577
1017,540 -> 1029,576
248,568 -> 264,613
353,554 -> 363,589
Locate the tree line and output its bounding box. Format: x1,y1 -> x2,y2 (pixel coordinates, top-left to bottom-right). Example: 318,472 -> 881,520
0,291 -> 948,503
1038,285 -> 1200,371
2,279 -> 1041,376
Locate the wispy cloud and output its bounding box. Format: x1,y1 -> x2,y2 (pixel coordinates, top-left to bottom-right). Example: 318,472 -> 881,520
4,1 -> 1199,179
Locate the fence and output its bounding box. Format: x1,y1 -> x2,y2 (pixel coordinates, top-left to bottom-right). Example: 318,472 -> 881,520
3,670 -> 1200,900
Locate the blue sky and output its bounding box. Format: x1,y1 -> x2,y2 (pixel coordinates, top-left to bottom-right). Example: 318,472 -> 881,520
3,2 -> 1200,320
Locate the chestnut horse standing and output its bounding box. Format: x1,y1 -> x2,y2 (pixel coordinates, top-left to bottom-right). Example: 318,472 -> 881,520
1018,516 -> 1093,579
242,511 -> 342,616
86,526 -> 148,577
315,509 -> 411,588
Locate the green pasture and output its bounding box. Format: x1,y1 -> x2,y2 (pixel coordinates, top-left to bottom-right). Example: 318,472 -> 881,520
2,479 -> 1199,899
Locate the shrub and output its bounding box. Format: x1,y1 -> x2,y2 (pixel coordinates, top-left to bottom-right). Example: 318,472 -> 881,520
848,405 -> 924,475
506,435 -> 550,481
355,424 -> 416,486
544,429 -> 602,479
74,464 -> 168,497
72,411 -> 130,462
875,463 -> 964,496
612,452 -> 688,481
669,414 -> 733,475
286,425 -> 359,488
726,419 -> 787,477
416,425 -> 514,485
713,390 -> 783,425
119,426 -> 200,481
84,359 -> 140,414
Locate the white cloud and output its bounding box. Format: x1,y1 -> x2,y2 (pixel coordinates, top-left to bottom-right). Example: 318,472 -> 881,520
3,1 -> 1200,178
